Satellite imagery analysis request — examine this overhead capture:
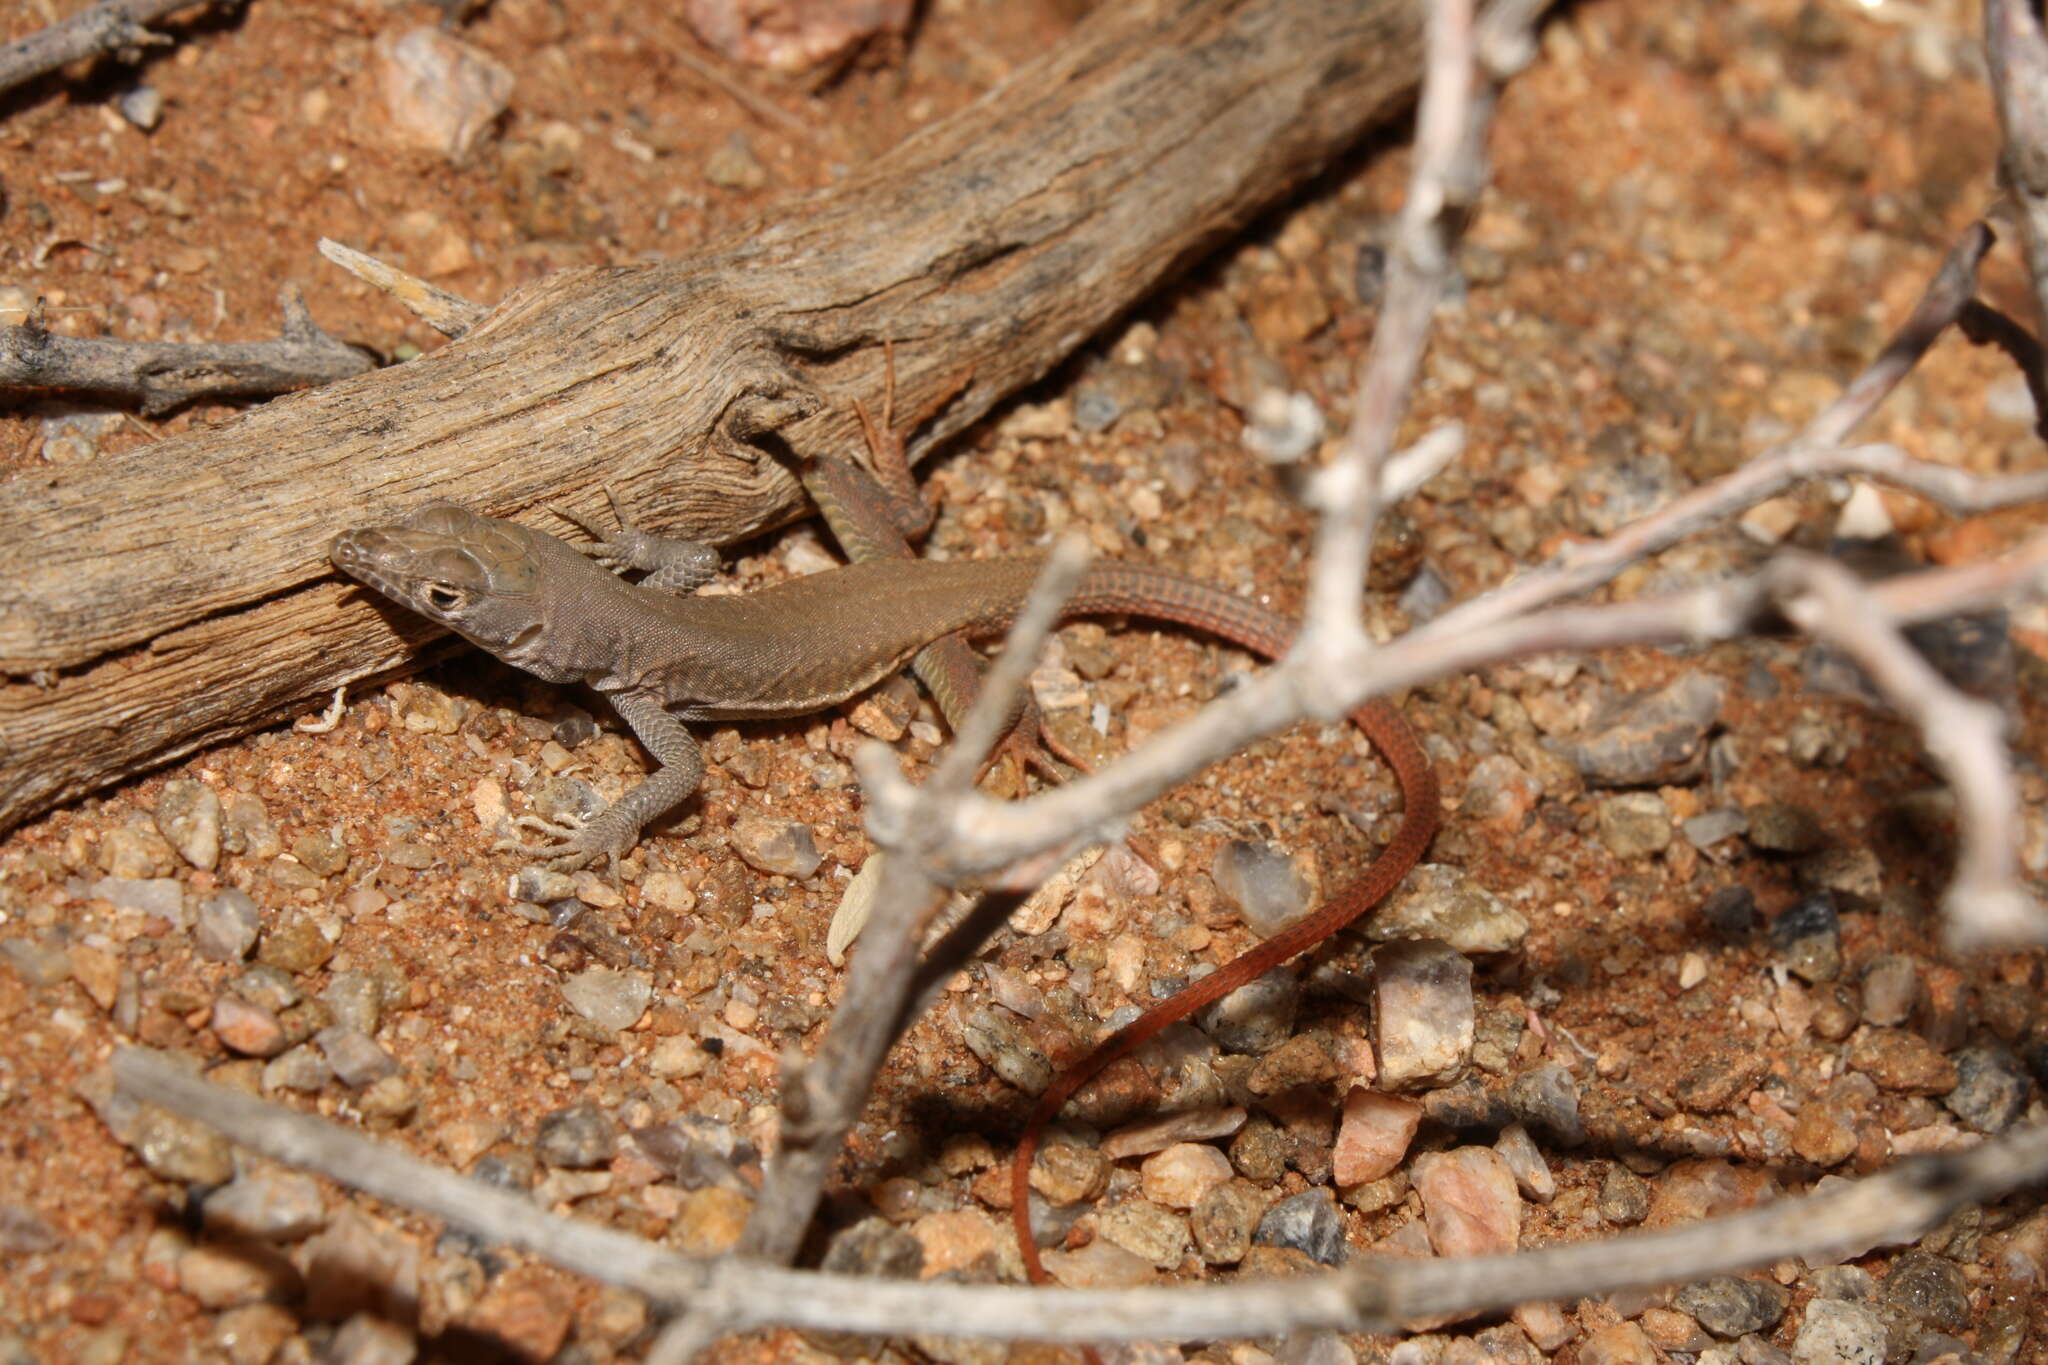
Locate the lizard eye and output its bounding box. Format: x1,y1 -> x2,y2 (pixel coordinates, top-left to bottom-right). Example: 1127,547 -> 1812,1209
423,583 -> 464,612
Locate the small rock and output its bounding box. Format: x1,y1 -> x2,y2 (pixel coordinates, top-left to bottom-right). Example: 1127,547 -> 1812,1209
1042,1237 -> 1156,1289
1029,1141 -> 1108,1206
1372,938 -> 1474,1090
1792,1297 -> 1888,1365
1412,1146 -> 1521,1257
194,890 -> 262,963
1512,1300 -> 1575,1352
1248,1031 -> 1336,1094
647,1035 -> 710,1079
315,1028 -> 400,1088
1422,1074 -> 1514,1130
1877,1249 -> 1968,1334
118,85 -> 163,130
461,1267 -> 574,1363
1100,1104 -> 1246,1160
1139,1143 -> 1234,1209
904,1206 -> 996,1276
257,914 -> 334,973
261,1044 -> 333,1093
1677,1276 -> 1790,1338
1213,840 -> 1317,936
374,27 -> 514,162
1552,673 -> 1724,786
290,830 -> 349,878
1848,1028 -> 1957,1095
1332,1088 -> 1421,1185
155,779 -> 223,870
212,1304 -> 297,1365
0,1204 -> 57,1255
1944,1045 -> 2030,1133
1370,864 -> 1529,955
212,997 -> 288,1058
509,868 -> 578,904
560,967 -> 651,1032
1493,1122 -> 1554,1202
1191,1180 -> 1264,1264
1858,954 -> 1918,1027
1772,894 -> 1842,983
1808,1266 -> 1876,1302
535,1103 -> 616,1168
1196,967 -> 1301,1054
1703,885 -> 1758,935
177,1243 -> 300,1308
704,131 -> 769,190
322,971 -> 383,1035
822,1215 -> 923,1278
960,1005 -> 1052,1093
1096,1200 -> 1188,1269
1748,802 -> 1825,854
1685,808 -> 1750,849
1459,753 -> 1545,827
204,1172 -> 327,1241
1791,1102 -> 1857,1168
1578,1322 -> 1659,1365
1676,1043 -> 1770,1113
729,810 -> 822,878
86,875 -> 186,924
1597,792 -> 1673,859
1253,1188 -> 1345,1266
67,945 -> 120,1013
98,819 -> 179,878
1598,1163 -> 1651,1225
222,793 -> 282,859
326,1313 -> 417,1365
1507,1062 -> 1584,1145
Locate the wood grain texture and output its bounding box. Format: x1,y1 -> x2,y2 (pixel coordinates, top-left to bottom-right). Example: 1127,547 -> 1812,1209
0,0 -> 1426,833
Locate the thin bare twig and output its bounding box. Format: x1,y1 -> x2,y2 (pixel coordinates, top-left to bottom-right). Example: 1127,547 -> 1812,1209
113,1048 -> 2048,1343
1772,554 -> 2043,948
318,238 -> 487,339
1985,0 -> 2048,384
736,537 -> 1093,1269
0,287 -> 371,415
0,0 -> 219,101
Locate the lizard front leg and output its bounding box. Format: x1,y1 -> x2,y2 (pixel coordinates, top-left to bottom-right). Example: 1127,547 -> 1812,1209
499,690 -> 706,873
550,489 -> 722,595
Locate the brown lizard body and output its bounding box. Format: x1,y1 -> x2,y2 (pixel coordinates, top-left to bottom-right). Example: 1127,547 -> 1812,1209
332,436 -> 1439,1328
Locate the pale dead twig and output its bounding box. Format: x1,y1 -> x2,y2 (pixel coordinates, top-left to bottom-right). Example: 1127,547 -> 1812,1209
1986,0 -> 2048,385
732,537 -> 1093,1271
1771,554 -> 2041,949
0,287 -> 371,415
112,1047 -> 2048,1343
318,238 -> 488,339
0,0 -> 221,101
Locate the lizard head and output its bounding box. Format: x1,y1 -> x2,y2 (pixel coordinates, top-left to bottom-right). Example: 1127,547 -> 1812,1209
331,501 -> 559,659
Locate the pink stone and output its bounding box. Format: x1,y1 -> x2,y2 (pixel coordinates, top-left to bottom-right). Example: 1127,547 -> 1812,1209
210,996 -> 287,1058
1412,1146 -> 1522,1258
1333,1087 -> 1422,1185
1139,1143 -> 1235,1210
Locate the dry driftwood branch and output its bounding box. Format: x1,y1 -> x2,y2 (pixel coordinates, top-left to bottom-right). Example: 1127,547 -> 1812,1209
316,238 -> 486,340
1986,0 -> 2048,382
0,0 -> 1435,838
0,0 -> 218,101
0,287 -> 371,415
112,1046 -> 2048,1343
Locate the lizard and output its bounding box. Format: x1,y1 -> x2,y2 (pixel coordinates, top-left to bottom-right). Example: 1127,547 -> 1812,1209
329,378 -> 1441,1320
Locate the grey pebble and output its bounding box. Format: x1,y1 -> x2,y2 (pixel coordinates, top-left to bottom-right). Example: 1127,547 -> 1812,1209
551,708 -> 599,748
1684,807 -> 1749,849
1507,1062 -> 1583,1146
728,811 -> 822,879
560,967 -> 651,1032
322,971 -> 384,1035
1597,1163 -> 1650,1226
1555,673 -> 1725,787
534,776 -> 605,827
1771,893 -> 1841,983
1422,1074 -> 1513,1131
820,1216 -> 922,1277
154,779 -> 222,870
1792,1297 -> 1887,1365
0,937 -> 69,986
1213,841 -> 1313,936
315,1027 -> 400,1088
1369,864 -> 1528,955
203,1171 -> 328,1241
1196,966 -> 1301,1054
1858,953 -> 1918,1027
1253,1188 -> 1344,1266
194,889 -> 261,962
231,965 -> 300,1012
1676,1276 -> 1790,1338
1191,1180 -> 1263,1265
1747,801 -> 1825,854
959,1005 -> 1052,1093
1372,938 -> 1474,1090
118,85 -> 164,130
1702,885 -> 1757,936
632,1117 -> 751,1191
1397,563 -> 1452,623
1806,1265 -> 1876,1302
327,1313 -> 417,1365
1492,1122 -> 1554,1202
1944,1045 -> 2031,1134
535,1102 -> 616,1168
85,875 -> 187,925
509,867 -> 579,904
1877,1248 -> 1969,1336
223,792 -> 282,859
262,1043 -> 333,1093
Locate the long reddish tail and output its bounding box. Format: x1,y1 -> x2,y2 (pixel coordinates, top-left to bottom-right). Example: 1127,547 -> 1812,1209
1008,567 -> 1440,1308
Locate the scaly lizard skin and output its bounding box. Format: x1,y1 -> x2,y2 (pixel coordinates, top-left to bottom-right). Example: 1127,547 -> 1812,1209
332,488 -> 1442,1305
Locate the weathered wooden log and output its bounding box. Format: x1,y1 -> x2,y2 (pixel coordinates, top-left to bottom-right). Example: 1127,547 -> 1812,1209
0,0 -> 1427,833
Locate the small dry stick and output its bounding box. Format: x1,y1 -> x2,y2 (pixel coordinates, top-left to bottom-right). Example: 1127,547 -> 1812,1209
0,0 -> 220,101
111,1047 -> 2048,1346
317,239 -> 487,339
0,286 -> 370,415
1986,0 -> 2048,386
